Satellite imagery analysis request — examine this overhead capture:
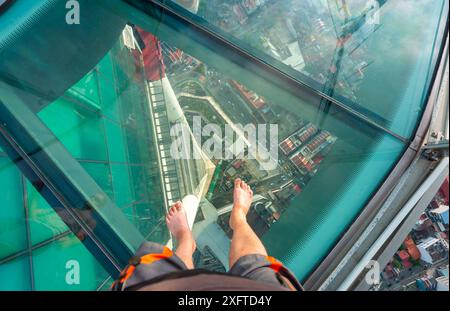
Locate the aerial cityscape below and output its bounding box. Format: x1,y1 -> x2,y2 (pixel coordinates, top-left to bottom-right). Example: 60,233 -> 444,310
0,0 -> 447,293
127,0 -> 448,274
379,178 -> 448,291
151,27 -> 339,266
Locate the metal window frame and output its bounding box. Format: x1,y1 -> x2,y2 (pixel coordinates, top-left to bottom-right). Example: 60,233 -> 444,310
0,90 -> 144,277
304,32 -> 449,290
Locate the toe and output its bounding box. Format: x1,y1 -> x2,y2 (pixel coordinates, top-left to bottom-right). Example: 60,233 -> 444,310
235,178 -> 241,188
169,207 -> 176,216
176,202 -> 183,211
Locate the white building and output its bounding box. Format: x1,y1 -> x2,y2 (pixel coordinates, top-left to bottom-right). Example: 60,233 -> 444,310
429,204 -> 449,231
173,0 -> 200,14
417,237 -> 446,264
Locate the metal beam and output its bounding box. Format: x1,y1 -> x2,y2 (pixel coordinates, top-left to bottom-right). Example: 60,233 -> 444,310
304,32 -> 449,290
342,156 -> 449,290
0,86 -> 145,277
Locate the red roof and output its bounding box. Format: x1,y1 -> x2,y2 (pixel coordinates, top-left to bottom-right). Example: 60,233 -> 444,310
401,259 -> 412,269
404,237 -> 421,260
291,153 -> 314,172
136,27 -> 165,82
397,250 -> 410,261
280,139 -> 295,155
230,80 -> 266,109
298,125 -> 317,143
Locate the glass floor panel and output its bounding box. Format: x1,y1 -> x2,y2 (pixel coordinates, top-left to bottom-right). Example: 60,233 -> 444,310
0,156 -> 109,290
5,17 -> 405,281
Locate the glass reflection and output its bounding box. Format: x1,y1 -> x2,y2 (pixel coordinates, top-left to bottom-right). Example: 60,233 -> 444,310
169,0 -> 448,137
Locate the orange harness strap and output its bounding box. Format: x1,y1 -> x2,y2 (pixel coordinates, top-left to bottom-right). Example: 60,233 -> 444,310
112,246 -> 173,290
266,256 -> 305,291
139,246 -> 173,265
266,256 -> 283,273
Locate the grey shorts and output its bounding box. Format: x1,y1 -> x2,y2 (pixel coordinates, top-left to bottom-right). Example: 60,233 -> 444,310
113,241 -> 302,291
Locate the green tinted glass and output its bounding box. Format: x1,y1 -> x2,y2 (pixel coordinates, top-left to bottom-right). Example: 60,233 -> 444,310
0,157 -> 108,290
32,234 -> 108,291
0,157 -> 27,259
0,0 -> 447,289
167,0 -> 448,138
0,256 -> 31,291
28,16 -> 405,279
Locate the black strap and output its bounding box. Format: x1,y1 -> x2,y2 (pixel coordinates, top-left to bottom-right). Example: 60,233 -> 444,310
277,266 -> 305,291
111,256 -> 144,291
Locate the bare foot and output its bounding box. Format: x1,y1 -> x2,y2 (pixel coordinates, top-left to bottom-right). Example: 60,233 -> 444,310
230,178 -> 253,230
166,201 -> 196,253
